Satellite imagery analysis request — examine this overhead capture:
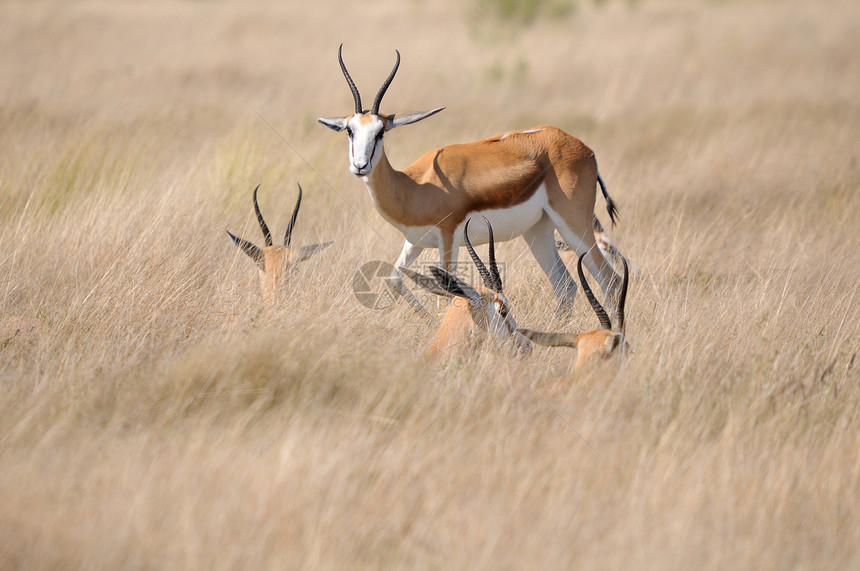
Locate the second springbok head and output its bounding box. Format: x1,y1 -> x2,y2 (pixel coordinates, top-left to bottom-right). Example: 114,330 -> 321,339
400,218 -> 532,360
518,251 -> 630,373
227,184 -> 331,303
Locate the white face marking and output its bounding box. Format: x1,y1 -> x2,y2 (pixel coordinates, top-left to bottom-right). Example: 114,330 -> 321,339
346,114 -> 386,176
483,293 -> 532,353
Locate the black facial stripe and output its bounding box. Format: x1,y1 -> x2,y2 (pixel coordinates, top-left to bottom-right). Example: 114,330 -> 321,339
494,300 -> 516,337
370,135 -> 380,163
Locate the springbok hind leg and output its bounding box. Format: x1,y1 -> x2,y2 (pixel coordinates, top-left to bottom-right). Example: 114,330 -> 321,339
522,213 -> 577,312
548,210 -> 621,311
583,241 -> 621,302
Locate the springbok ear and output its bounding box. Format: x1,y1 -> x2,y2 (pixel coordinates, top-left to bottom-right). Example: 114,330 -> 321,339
516,328 -> 580,349
226,231 -> 265,271
605,333 -> 624,353
317,116 -> 350,132
428,266 -> 482,304
399,267 -> 451,297
384,107 -> 445,131
296,242 -> 333,262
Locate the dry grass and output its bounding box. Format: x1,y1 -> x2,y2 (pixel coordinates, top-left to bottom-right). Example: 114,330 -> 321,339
1,0 -> 859,568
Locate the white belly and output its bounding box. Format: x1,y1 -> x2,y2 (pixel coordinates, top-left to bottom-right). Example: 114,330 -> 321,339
383,184 -> 547,249
454,184 -> 547,246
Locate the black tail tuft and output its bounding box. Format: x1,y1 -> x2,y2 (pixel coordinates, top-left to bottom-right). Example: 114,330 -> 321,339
597,173 -> 619,227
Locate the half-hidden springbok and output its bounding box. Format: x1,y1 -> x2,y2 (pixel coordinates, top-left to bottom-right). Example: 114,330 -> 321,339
518,251 -> 630,373
226,184 -> 331,303
400,218 -> 532,360
318,45 -> 622,312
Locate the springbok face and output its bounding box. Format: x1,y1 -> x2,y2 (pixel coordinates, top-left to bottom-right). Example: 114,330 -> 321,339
317,44 -> 444,177
518,252 -> 630,373
226,184 -> 331,303
401,218 -> 532,358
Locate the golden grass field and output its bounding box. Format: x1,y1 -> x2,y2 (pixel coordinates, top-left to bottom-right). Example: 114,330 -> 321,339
1,0 -> 859,568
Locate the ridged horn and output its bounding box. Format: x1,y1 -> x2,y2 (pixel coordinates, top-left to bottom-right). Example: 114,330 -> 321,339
252,184 -> 272,248
338,44 -> 362,115
483,216 -> 502,292
464,218 -> 499,292
284,183 -> 302,247
577,252 -> 612,330
371,50 -> 400,115
616,255 -> 629,334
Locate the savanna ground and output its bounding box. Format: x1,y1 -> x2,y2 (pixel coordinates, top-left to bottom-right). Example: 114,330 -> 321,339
1,0 -> 859,568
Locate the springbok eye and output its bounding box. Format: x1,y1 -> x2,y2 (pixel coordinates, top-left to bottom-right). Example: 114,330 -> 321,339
346,127 -> 353,137
375,131 -> 384,141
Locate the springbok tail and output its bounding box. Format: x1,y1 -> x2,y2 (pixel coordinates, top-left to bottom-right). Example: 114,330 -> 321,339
597,173 -> 618,227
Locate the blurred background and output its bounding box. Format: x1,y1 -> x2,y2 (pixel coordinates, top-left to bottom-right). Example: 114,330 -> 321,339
1,1 -> 858,568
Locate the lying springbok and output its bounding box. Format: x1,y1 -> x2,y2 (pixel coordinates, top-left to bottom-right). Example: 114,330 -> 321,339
518,251 -> 630,373
400,218 -> 532,359
318,45 -> 621,312
226,184 -> 331,303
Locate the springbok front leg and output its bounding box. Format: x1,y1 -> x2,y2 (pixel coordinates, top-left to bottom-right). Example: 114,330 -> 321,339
389,240 -> 429,316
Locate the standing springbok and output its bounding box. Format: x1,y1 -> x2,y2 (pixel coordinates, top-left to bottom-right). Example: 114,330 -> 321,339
226,184 -> 331,303
400,218 -> 532,359
518,251 -> 630,373
318,45 -> 622,312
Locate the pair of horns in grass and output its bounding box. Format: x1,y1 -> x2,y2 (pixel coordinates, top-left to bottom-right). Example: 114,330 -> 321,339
578,250 -> 628,333
226,184 -> 302,271
338,43 -> 399,116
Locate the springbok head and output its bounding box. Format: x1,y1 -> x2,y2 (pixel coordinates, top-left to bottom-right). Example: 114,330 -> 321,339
317,44 -> 445,177
226,184 -> 331,303
519,251 -> 630,372
400,217 -> 532,358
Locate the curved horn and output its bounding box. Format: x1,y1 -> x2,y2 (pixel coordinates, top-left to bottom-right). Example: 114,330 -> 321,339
371,49 -> 400,116
284,183 -> 302,247
483,216 -> 502,292
464,218 -> 496,292
616,255 -> 629,334
252,184 -> 272,248
338,44 -> 362,114
577,252 -> 612,330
